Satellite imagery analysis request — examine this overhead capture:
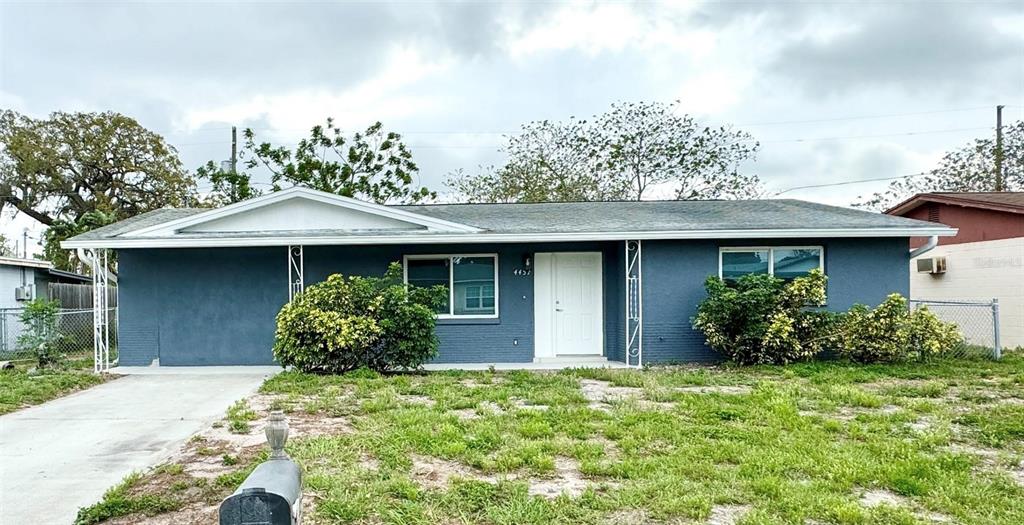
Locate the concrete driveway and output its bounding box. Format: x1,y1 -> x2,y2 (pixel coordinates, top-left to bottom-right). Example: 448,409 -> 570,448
0,367 -> 278,524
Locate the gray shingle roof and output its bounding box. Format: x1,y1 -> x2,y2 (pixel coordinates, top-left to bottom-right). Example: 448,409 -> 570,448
398,199 -> 936,233
67,198 -> 945,243
71,208 -> 206,240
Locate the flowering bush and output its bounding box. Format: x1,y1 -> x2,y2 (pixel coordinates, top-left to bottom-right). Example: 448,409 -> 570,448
273,262 -> 448,373
693,269 -> 839,365
839,294 -> 963,363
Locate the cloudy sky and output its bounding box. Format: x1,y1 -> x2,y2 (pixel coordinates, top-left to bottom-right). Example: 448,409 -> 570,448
1,0 -> 1022,253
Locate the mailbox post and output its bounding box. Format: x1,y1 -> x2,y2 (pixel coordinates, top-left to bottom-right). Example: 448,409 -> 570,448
220,411 -> 303,525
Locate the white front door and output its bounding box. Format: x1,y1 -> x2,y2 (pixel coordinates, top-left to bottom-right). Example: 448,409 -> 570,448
534,252 -> 604,359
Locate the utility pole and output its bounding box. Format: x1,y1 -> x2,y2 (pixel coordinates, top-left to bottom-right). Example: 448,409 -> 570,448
995,105 -> 1005,192
230,126 -> 238,174
22,228 -> 28,258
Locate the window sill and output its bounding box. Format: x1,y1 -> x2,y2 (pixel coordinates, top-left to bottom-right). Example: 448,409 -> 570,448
437,317 -> 501,326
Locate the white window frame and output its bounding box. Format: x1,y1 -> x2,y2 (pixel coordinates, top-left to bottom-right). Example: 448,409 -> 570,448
718,246 -> 825,279
403,253 -> 500,319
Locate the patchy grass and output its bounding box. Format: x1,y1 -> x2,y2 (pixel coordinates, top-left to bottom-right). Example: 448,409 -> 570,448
82,353 -> 1024,524
0,365 -> 110,414
225,399 -> 259,434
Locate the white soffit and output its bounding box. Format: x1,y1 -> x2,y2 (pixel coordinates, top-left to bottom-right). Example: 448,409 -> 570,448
125,187 -> 481,237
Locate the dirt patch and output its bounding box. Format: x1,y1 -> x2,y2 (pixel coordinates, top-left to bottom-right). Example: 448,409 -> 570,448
859,489 -> 905,507
1011,461 -> 1024,487
675,385 -> 752,395
528,456 -> 616,498
600,509 -> 655,524
409,454 -> 617,499
451,400 -> 507,420
907,416 -> 937,433
459,377 -> 506,388
400,394 -> 437,407
177,436 -> 263,480
512,398 -> 550,411
707,504 -> 752,525
857,488 -> 955,523
107,502 -> 218,525
580,379 -> 643,403
411,455 -> 499,490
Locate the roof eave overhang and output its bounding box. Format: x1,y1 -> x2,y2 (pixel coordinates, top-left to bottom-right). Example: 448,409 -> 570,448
61,226 -> 959,249
887,194 -> 1024,216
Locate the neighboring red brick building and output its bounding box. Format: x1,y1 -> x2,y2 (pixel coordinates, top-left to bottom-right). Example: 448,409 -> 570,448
886,192 -> 1024,348
886,192 -> 1024,248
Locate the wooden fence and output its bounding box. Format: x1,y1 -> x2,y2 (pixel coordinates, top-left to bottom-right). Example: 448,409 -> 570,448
47,282 -> 118,309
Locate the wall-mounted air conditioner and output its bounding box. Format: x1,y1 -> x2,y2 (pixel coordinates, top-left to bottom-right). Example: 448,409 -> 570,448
916,256 -> 947,274
14,284 -> 34,301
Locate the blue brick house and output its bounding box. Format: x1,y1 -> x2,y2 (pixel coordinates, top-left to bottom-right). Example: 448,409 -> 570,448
62,187 -> 955,367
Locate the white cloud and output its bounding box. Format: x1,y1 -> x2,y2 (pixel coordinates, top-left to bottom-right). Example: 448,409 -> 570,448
177,47 -> 453,138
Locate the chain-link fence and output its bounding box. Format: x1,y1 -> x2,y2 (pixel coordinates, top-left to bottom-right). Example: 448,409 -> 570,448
910,299 -> 1001,360
0,307 -> 117,365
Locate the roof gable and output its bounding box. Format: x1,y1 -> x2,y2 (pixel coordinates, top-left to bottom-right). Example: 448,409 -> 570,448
126,187 -> 481,237
886,192 -> 1024,216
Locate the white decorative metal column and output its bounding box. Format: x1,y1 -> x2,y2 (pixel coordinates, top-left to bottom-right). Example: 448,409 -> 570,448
288,246 -> 304,301
89,249 -> 111,373
625,240 -> 643,368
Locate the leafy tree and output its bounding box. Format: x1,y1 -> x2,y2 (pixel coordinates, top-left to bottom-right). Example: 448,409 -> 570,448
0,110 -> 194,270
195,160 -> 261,206
41,210 -> 116,271
856,120 -> 1024,210
0,234 -> 15,257
244,119 -> 434,204
447,101 -> 762,203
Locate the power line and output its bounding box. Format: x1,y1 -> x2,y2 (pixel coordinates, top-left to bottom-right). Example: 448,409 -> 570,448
736,106 -> 993,127
175,105 -> 1002,138
773,172 -> 931,196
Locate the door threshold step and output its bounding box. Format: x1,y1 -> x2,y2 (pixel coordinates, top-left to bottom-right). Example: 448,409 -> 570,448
533,356 -> 608,364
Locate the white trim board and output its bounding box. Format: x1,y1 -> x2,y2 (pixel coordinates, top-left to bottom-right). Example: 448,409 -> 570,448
63,226 -> 958,249
125,187 -> 481,238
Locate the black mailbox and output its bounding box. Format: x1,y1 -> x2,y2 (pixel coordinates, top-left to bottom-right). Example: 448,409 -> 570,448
219,458 -> 302,525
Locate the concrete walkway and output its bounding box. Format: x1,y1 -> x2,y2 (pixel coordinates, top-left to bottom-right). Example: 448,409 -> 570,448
0,368 -> 277,524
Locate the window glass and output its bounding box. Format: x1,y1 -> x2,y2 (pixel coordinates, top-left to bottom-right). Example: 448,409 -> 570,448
406,258 -> 450,314
772,248 -> 822,280
452,257 -> 496,315
721,250 -> 769,280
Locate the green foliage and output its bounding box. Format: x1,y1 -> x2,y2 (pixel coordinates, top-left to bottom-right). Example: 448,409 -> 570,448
693,269 -> 836,365
0,233 -> 15,257
856,120 -> 1023,209
17,298 -> 64,368
195,160 -> 261,206
0,366 -> 105,414
42,210 -> 117,271
839,294 -> 963,363
225,399 -> 259,434
447,100 -> 761,203
74,472 -> 181,525
244,119 -> 434,204
0,110 -> 194,271
273,262 -> 448,373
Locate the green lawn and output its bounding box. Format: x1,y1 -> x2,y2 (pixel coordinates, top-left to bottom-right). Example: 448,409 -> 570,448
80,355 -> 1024,525
0,363 -> 109,415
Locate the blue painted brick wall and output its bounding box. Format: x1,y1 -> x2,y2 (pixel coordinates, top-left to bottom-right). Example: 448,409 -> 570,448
639,237 -> 910,363
116,237 -> 908,366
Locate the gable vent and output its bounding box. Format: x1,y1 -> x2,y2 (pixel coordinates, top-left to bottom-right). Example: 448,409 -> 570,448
927,204 -> 940,223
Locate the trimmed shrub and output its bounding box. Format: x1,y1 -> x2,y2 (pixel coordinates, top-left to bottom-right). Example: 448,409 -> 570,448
839,293 -> 962,363
693,269 -> 838,365
273,262 -> 448,373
